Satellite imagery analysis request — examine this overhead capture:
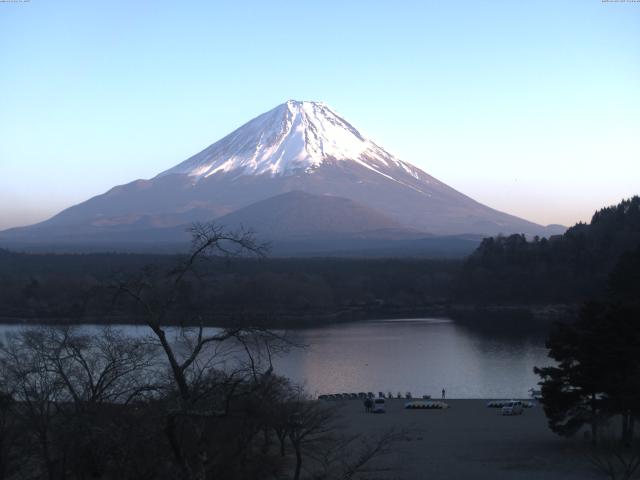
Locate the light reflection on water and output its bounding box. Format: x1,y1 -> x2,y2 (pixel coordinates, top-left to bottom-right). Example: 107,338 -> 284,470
272,318 -> 551,399
0,318 -> 552,399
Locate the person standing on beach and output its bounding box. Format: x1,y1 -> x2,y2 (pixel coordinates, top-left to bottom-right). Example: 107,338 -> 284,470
442,388 -> 446,399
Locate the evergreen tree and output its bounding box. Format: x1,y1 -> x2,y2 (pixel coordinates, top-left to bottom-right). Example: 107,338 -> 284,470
534,303 -> 611,443
535,247 -> 640,444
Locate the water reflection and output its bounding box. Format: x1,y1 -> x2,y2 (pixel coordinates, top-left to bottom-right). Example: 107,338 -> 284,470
273,318 -> 552,398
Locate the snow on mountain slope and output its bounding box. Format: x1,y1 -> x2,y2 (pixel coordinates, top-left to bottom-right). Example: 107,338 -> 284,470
158,100 -> 423,183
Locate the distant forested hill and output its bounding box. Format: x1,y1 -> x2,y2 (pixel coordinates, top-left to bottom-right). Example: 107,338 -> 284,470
0,251 -> 459,325
456,196 -> 640,304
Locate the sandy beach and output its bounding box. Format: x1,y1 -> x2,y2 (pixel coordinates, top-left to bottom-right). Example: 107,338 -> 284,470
333,399 -> 599,480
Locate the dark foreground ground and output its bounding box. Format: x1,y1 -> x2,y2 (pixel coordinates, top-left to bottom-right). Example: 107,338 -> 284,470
334,399 -> 598,480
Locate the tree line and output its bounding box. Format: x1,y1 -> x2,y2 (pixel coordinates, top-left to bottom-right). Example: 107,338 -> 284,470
0,249 -> 458,327
457,196 -> 640,304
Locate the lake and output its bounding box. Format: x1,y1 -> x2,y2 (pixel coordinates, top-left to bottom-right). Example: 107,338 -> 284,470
274,318 -> 550,399
0,318 -> 551,399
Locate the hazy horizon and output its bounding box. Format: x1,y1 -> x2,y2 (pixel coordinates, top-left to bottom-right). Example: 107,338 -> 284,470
1,1 -> 639,230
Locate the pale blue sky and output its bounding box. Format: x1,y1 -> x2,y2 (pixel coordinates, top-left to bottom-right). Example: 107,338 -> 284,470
1,0 -> 639,229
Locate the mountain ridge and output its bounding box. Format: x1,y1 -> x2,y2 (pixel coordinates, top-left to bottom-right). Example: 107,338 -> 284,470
214,190 -> 428,240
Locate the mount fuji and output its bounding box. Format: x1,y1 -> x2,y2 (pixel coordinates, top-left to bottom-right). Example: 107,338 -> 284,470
0,100 -> 564,254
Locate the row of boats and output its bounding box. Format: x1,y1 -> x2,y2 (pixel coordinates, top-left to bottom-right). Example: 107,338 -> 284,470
404,401 -> 449,409
319,392 -> 541,406
486,399 -> 536,408
319,391 -> 427,401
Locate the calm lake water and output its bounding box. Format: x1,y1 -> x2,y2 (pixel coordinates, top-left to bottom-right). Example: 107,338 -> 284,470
0,318 -> 551,399
274,318 -> 551,399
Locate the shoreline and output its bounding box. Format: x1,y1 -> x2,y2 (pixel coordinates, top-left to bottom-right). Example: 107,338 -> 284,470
0,303 -> 577,330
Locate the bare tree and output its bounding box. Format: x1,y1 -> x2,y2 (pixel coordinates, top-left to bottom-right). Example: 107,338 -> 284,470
111,223 -> 303,480
0,389 -> 19,480
284,389 -> 405,480
287,394 -> 339,480
114,222 -> 270,404
0,325 -> 160,480
18,326 -> 158,407
589,432 -> 640,480
1,330 -> 67,480
314,428 -> 406,480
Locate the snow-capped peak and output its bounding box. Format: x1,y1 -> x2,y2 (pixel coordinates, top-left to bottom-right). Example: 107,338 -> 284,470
158,100 -> 413,179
